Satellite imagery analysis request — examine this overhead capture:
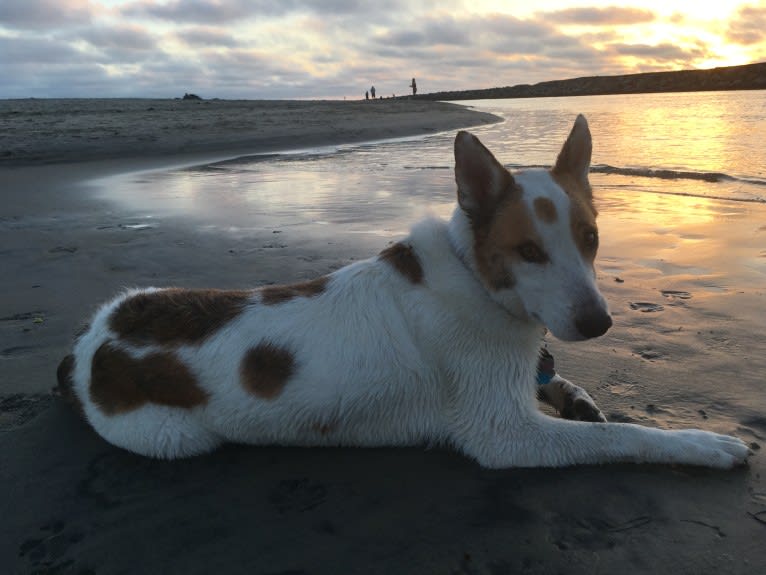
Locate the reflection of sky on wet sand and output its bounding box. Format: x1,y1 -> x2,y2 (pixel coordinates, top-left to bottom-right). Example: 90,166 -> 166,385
595,184 -> 766,295
100,148 -> 458,239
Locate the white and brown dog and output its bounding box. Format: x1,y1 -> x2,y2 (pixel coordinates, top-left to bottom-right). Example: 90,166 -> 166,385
57,116 -> 749,468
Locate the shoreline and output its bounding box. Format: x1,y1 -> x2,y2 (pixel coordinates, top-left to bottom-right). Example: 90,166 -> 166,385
0,99 -> 501,168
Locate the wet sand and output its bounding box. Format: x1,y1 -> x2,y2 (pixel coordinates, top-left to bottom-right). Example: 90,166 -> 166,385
1,101 -> 765,574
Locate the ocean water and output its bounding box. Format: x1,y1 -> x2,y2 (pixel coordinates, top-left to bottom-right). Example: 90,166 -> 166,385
100,90 -> 766,240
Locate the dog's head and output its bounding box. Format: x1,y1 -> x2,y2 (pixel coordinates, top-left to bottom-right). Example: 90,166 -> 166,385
454,115 -> 611,341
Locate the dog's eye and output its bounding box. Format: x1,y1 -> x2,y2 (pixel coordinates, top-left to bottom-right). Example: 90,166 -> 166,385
583,229 -> 599,249
517,242 -> 548,264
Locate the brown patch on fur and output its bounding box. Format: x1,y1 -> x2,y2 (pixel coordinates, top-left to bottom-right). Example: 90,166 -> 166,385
110,289 -> 252,345
533,197 -> 558,224
454,131 -> 520,233
311,421 -> 338,436
260,277 -> 329,306
240,342 -> 295,399
550,171 -> 595,210
56,354 -> 86,419
379,242 -> 424,284
473,198 -> 542,290
551,171 -> 599,263
90,343 -> 208,415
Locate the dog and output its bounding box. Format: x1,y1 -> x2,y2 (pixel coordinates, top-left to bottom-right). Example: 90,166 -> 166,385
56,116 -> 749,468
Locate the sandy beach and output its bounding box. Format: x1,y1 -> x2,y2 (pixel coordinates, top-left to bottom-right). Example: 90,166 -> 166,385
1,99 -> 765,574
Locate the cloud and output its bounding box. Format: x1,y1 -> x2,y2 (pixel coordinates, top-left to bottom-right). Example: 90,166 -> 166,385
370,13 -> 580,58
0,36 -> 112,97
726,4 -> 766,45
0,0 -> 96,30
0,35 -> 86,63
175,26 -> 240,48
122,0 -> 255,24
610,42 -> 707,63
76,24 -> 158,54
543,6 -> 656,26
120,0 -> 414,24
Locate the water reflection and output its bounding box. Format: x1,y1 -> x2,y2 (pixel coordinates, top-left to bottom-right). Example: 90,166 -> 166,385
96,91 -> 766,286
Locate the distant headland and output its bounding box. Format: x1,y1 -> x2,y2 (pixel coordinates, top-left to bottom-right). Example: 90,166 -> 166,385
414,62 -> 766,101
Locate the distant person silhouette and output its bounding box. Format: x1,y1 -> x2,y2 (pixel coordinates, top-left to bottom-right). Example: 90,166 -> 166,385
410,78 -> 417,96
365,91 -> 369,100
370,86 -> 376,99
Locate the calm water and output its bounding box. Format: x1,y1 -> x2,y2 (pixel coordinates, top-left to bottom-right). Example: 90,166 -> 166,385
100,91 -> 766,242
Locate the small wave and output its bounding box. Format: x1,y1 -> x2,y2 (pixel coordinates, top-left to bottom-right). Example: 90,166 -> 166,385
591,164 -> 766,187
602,187 -> 765,204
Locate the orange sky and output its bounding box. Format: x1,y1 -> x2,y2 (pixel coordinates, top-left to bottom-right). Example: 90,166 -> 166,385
1,0 -> 764,98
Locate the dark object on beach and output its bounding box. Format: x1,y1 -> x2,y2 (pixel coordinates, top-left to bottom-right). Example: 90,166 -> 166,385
370,86 -> 376,99
365,91 -> 369,100
410,77 -> 417,96
183,93 -> 202,101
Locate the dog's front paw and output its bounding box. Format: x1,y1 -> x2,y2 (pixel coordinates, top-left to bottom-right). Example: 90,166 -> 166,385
562,394 -> 607,423
540,375 -> 607,423
662,429 -> 750,469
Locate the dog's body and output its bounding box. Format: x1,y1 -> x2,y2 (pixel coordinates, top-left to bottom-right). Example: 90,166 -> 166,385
57,117 -> 749,468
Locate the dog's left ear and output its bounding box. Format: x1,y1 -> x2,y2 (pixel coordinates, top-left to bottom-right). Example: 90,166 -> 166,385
454,131 -> 515,222
553,114 -> 592,189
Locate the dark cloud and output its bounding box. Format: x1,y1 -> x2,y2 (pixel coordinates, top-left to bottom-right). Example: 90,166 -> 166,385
121,0 -> 411,24
0,0 -> 94,30
76,24 -> 158,54
0,35 -> 86,64
373,17 -> 468,47
371,13 -> 576,58
726,4 -> 766,45
123,0 -> 255,24
610,42 -> 707,63
544,6 -> 656,26
175,26 -> 240,48
0,37 -> 110,98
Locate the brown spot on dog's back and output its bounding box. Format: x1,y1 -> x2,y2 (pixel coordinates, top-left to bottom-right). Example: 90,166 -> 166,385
261,277 -> 329,306
379,242 -> 424,284
533,197 -> 558,223
90,343 -> 208,415
240,342 -> 295,399
56,354 -> 85,418
110,289 -> 252,345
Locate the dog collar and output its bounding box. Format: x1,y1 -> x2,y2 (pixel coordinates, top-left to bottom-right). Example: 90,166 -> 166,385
536,348 -> 556,385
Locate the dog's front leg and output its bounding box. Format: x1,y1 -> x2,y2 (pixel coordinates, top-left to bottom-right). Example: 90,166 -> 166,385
535,349 -> 605,422
537,374 -> 607,423
459,414 -> 749,469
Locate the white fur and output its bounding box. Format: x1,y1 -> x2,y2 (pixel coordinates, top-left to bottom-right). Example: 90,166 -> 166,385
64,123 -> 749,468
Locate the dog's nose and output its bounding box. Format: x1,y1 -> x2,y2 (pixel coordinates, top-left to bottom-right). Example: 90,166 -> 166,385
575,309 -> 612,339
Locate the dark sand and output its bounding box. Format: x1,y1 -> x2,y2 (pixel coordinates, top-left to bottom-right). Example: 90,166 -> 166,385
1,100 -> 764,574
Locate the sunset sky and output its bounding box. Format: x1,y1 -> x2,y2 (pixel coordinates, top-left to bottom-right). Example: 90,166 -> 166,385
1,0 -> 765,99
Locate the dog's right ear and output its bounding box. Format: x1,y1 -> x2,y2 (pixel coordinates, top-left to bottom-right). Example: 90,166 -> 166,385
454,131 -> 515,221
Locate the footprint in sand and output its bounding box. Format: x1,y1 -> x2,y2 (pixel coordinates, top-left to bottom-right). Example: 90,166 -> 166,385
661,290 -> 692,300
629,302 -> 664,312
